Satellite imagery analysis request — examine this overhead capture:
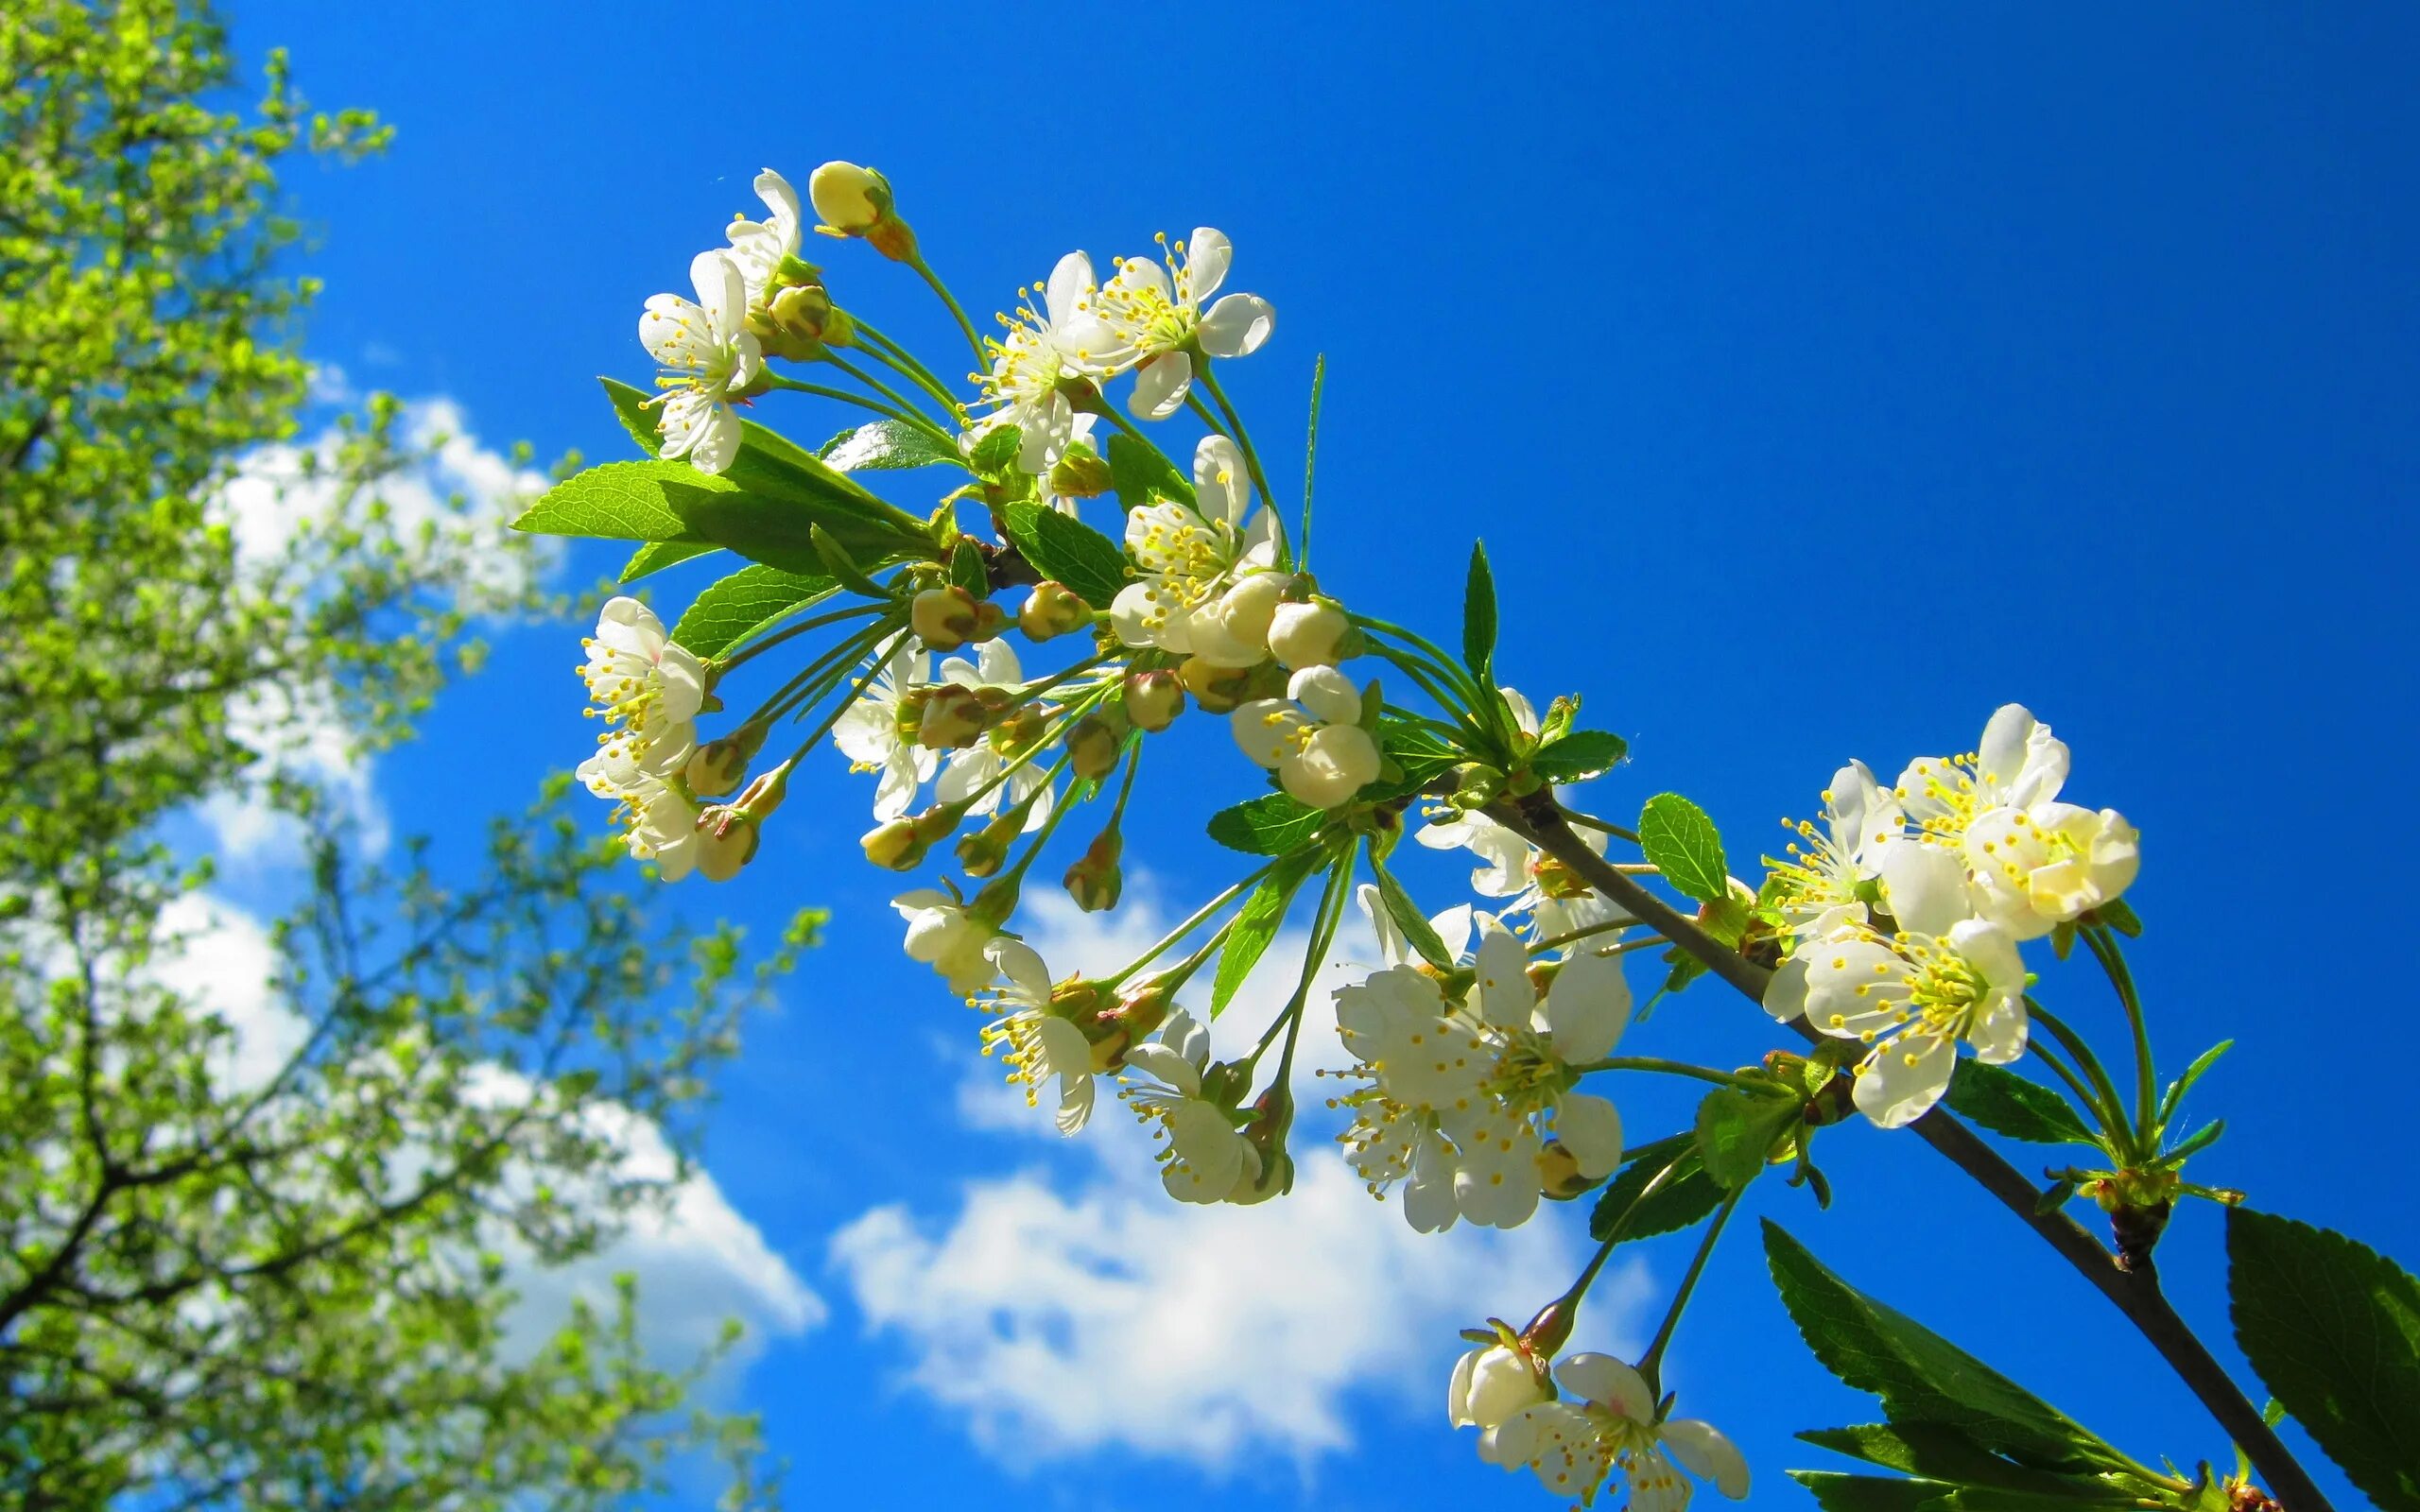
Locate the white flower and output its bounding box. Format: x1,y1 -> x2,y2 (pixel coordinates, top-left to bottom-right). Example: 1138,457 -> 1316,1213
721,168 -> 802,305
1044,413 -> 1099,516
1450,1344 -> 1553,1432
1267,596 -> 1351,668
1465,925 -> 1631,1180
616,776 -> 705,882
1417,809 -> 1534,898
1415,774 -> 1630,957
1896,703 -> 2070,846
974,937 -> 1096,1133
1764,760 -> 1905,938
933,640 -> 1056,830
1488,1353 -> 1750,1511
1355,881 -> 1476,971
576,596 -> 705,800
1108,435 -> 1279,662
1063,228 -> 1275,419
1965,801 -> 2140,934
972,251 -> 1097,473
831,636 -> 938,820
1231,665 -> 1382,810
1120,1013 -> 1259,1204
639,250 -> 762,474
892,888 -> 1001,995
1783,865 -> 2031,1126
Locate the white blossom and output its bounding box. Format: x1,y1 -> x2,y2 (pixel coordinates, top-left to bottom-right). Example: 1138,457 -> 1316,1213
639,250 -> 761,473
892,888 -> 1000,995
1764,759 -> 1905,939
972,250 -> 1099,473
1108,435 -> 1279,662
1487,1353 -> 1750,1511
933,640 -> 1055,830
721,168 -> 802,304
1063,228 -> 1275,419
831,636 -> 937,820
576,596 -> 704,801
974,937 -> 1096,1133
1449,1343 -> 1554,1433
1231,665 -> 1382,810
1120,1013 -> 1258,1204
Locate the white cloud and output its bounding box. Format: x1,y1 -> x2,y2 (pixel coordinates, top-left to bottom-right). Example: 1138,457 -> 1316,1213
201,396 -> 554,865
155,892 -> 308,1094
833,890 -> 1647,1472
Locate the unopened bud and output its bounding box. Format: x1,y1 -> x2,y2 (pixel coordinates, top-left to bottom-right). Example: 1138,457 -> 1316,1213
808,161 -> 888,231
911,585 -> 981,651
956,811 -> 1019,878
970,599 -> 1011,643
1517,1297 -> 1577,1359
696,808 -> 761,883
1267,596 -> 1354,669
917,683 -> 992,749
1063,829 -> 1123,912
1535,1142 -> 1598,1201
1123,670 -> 1185,732
765,284 -> 855,349
684,724 -> 766,798
1018,580 -> 1093,642
1067,714 -> 1124,782
1046,444 -> 1114,500
1108,974 -> 1177,1043
860,816 -> 926,870
1179,655 -> 1255,713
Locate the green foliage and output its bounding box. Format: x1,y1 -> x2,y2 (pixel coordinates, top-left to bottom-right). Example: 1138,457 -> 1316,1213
1106,431 -> 1194,511
1693,1087 -> 1798,1190
1371,860 -> 1455,970
1461,540 -> 1497,680
820,417 -> 964,472
1213,849 -> 1323,1016
0,7 -> 792,1504
1638,792 -> 1730,903
969,422 -> 1023,477
671,564 -> 839,659
1001,499 -> 1129,609
1529,730 -> 1629,783
2227,1208 -> 2420,1511
1206,792 -> 1328,855
1942,1062 -> 2100,1148
621,538 -> 722,582
1588,1134 -> 1724,1243
514,458 -> 723,541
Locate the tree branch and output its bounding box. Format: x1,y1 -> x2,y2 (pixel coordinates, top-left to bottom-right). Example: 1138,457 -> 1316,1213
1487,794 -> 2335,1512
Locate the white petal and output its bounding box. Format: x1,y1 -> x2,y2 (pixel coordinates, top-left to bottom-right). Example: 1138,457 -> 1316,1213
1129,352 -> 1192,420
1545,949 -> 1631,1064
1855,1034 -> 1958,1128
1123,1041 -> 1202,1098
1185,228 -> 1233,302
1877,839 -> 1976,937
984,936 -> 1052,1002
1192,434 -> 1251,527
1662,1419 -> 1752,1500
1287,664 -> 1364,727
1556,1352 -> 1652,1423
1199,292 -> 1274,357
1046,249 -> 1096,325
1231,699 -> 1308,768
1473,926 -> 1537,1030
690,250 -> 746,336
1553,1092 -> 1625,1178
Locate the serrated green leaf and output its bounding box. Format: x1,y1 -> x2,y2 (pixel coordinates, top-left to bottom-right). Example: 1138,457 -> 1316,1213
669,565 -> 839,659
1797,1425 -> 2119,1498
1788,1471 -> 1948,1512
2227,1208 -> 2420,1512
948,537 -> 988,595
1206,793 -> 1327,856
1001,500 -> 1128,609
1106,431 -> 1195,511
1942,1062 -> 2100,1148
1638,792 -> 1729,903
969,424 -> 1022,477
1762,1221 -> 2124,1472
512,460 -> 723,541
601,375 -> 664,456
821,418 -> 965,472
1530,730 -> 1629,784
619,539 -> 720,583
1372,860 -> 1453,970
1588,1135 -> 1723,1243
1694,1088 -> 1796,1190
1357,717 -> 1465,803
666,475 -> 923,578
1213,850 -> 1322,1016
1462,541 -> 1497,679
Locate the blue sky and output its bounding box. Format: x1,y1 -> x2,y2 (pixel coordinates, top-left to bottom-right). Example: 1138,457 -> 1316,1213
216,4 -> 2416,1507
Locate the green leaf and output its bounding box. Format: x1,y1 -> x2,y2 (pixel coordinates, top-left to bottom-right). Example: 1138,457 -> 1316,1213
1694,1088 -> 1795,1190
1798,1425 -> 2120,1498
1462,541 -> 1497,679
1763,1220 -> 2124,1472
1789,1472 -> 1947,1512
669,565 -> 839,659
1530,730 -> 1629,784
512,460 -> 721,541
999,500 -> 1127,610
1107,431 -> 1195,511
1638,792 -> 1729,903
2157,1039 -> 2231,1127
808,524 -> 890,599
948,537 -> 989,595
1214,850 -> 1323,1017
1206,793 -> 1328,856
2163,1118 -> 2224,1162
1357,717 -> 1465,804
618,539 -> 719,583
2227,1208 -> 2420,1512
2091,898 -> 2143,937
1588,1135 -> 1724,1243
600,375 -> 664,456
1943,1062 -> 2099,1148
1372,861 -> 1454,970
969,424 -> 1022,477
666,472 -> 925,578
821,419 -> 965,472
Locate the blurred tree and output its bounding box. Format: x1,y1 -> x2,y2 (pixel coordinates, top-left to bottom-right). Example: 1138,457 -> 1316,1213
0,4 -> 807,1506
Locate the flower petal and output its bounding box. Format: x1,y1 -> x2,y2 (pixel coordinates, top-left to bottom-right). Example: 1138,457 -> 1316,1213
1200,292 -> 1275,357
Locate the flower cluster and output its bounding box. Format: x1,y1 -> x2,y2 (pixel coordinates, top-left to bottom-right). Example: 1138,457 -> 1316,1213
1451,1345 -> 1750,1510
1762,705 -> 2139,1126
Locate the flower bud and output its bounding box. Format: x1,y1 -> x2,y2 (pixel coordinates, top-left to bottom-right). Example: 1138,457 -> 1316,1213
1267,596 -> 1353,669
1123,670 -> 1185,732
1107,974 -> 1177,1045
860,816 -> 927,870
808,163 -> 916,260
684,724 -> 765,798
1449,1343 -> 1554,1430
1018,580 -> 1093,642
956,811 -> 1019,878
1046,444 -> 1113,499
1179,655 -> 1256,713
911,585 -> 981,651
696,809 -> 761,883
765,283 -> 855,349
1067,714 -> 1124,782
1535,1141 -> 1598,1201
969,599 -> 1011,644
1449,762 -> 1506,810
1063,829 -> 1123,913
917,684 -> 993,750
913,799 -> 970,844
1215,572 -> 1288,651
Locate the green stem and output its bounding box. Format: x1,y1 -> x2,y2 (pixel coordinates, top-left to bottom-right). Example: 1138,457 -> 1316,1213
762,372 -> 944,442
713,601 -> 883,676
908,254 -> 987,366
1569,1056 -> 1759,1091
1104,864 -> 1277,988
1527,917 -> 1644,954
2082,925 -> 2157,1150
747,618 -> 897,730
824,349 -> 951,430
1351,614 -> 1489,712
777,631 -> 905,768
846,323 -> 965,416
1637,1188 -> 1741,1390
1258,845 -> 1357,1080
2027,999 -> 2137,1159
1299,353 -> 1326,575
1557,808 -> 1643,846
